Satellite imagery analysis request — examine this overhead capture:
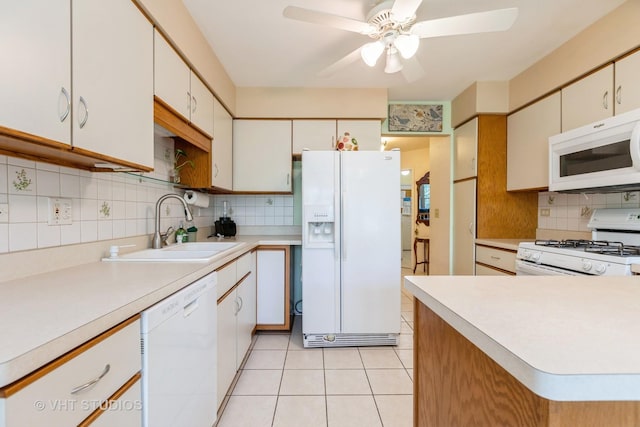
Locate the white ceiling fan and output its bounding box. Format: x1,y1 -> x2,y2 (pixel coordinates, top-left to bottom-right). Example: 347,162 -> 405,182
283,0 -> 518,78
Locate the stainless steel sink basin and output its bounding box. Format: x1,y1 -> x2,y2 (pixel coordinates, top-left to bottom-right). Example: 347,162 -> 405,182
103,241 -> 245,262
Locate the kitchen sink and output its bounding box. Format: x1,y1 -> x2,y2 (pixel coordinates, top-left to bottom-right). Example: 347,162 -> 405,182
162,242 -> 243,252
103,241 -> 246,262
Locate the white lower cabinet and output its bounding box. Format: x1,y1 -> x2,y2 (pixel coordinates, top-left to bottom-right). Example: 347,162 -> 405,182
0,318 -> 141,427
475,244 -> 517,275
86,378 -> 141,427
452,179 -> 476,275
216,251 -> 256,409
256,246 -> 290,330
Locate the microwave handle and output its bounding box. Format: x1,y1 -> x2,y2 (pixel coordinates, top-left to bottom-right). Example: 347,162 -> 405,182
631,121 -> 640,170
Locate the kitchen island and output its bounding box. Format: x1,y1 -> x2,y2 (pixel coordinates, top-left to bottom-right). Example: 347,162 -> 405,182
404,275 -> 640,427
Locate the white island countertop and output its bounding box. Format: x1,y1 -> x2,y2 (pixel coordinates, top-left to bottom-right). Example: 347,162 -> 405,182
0,235 -> 300,388
404,275 -> 640,401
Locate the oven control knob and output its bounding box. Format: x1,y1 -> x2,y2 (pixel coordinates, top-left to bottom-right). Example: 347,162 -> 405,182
582,261 -> 593,271
595,263 -> 607,275
531,252 -> 541,262
521,250 -> 531,260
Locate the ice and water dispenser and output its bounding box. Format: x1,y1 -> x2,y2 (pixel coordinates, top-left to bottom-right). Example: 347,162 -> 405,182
304,205 -> 335,248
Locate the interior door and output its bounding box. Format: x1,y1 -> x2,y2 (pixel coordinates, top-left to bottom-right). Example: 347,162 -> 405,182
340,151 -> 400,334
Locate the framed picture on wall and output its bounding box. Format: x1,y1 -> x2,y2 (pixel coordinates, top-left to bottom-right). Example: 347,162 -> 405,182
388,104 -> 443,132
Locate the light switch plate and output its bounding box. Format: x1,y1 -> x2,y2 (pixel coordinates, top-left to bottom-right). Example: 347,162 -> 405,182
48,197 -> 73,225
0,203 -> 8,223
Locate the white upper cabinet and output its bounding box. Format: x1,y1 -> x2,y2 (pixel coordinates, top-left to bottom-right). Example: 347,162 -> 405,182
614,50 -> 640,115
337,120 -> 382,151
453,118 -> 478,181
72,0 -> 153,168
561,65 -> 614,131
189,72 -> 214,137
154,29 -> 214,137
154,29 -> 191,120
507,92 -> 561,191
233,120 -> 292,192
292,120 -> 336,153
212,98 -> 233,190
0,0 -> 71,145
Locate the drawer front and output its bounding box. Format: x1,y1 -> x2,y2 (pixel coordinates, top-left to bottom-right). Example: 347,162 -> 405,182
88,379 -> 141,427
475,245 -> 517,273
216,261 -> 237,299
3,319 -> 141,427
235,251 -> 252,280
475,263 -> 514,276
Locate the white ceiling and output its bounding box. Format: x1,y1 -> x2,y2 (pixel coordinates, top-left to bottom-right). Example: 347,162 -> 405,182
182,0 -> 625,103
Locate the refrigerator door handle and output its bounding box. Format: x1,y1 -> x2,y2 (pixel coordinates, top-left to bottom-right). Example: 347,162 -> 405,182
342,190 -> 347,261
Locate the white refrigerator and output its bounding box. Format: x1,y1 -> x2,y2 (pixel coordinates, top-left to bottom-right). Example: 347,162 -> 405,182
302,150 -> 401,347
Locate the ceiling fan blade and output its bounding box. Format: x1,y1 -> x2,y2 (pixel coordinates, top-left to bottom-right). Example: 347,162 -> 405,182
400,56 -> 424,83
283,6 -> 375,35
411,7 -> 518,39
391,0 -> 423,23
317,47 -> 363,78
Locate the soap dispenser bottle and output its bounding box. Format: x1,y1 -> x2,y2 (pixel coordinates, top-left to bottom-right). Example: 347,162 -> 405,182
175,222 -> 187,243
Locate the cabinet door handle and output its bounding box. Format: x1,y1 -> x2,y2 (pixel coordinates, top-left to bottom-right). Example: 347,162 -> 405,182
70,364 -> 110,395
192,95 -> 197,113
59,87 -> 70,123
78,96 -> 89,128
286,173 -> 290,185
214,163 -> 219,178
237,296 -> 243,312
468,222 -> 474,235
603,91 -> 609,110
491,255 -> 501,260
187,91 -> 191,112
616,85 -> 622,105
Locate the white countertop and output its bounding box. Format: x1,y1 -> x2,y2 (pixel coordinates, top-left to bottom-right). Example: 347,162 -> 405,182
404,275 -> 640,401
475,238 -> 533,251
0,235 -> 301,388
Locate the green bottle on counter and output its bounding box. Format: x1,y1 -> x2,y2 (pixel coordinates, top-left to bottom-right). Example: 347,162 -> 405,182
176,222 -> 187,243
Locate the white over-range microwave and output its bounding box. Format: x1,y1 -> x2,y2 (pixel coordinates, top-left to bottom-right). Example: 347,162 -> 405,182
549,108 -> 640,192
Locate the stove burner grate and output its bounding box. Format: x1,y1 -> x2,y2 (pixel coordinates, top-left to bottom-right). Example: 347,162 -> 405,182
535,239 -> 640,256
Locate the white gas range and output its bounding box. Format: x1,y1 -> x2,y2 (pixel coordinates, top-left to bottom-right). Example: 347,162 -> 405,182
516,208 -> 640,276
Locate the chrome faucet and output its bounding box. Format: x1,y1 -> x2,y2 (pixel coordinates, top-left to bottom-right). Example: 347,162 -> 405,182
152,194 -> 194,249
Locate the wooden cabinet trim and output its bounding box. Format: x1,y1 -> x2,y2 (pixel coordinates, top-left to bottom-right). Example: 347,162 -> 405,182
217,271 -> 251,305
475,262 -> 516,276
0,315 -> 141,398
76,372 -> 141,427
256,245 -> 291,331
154,98 -> 211,152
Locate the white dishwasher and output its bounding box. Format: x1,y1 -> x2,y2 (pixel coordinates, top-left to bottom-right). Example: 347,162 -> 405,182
141,272 -> 217,427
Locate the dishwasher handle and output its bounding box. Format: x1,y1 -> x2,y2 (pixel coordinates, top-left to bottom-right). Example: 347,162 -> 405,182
183,299 -> 200,317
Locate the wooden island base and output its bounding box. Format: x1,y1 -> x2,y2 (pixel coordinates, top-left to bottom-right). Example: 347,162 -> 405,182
414,300 -> 640,426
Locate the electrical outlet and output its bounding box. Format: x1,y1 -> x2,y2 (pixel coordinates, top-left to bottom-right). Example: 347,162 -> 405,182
48,197 -> 73,225
540,208 -> 551,217
0,203 -> 8,223
434,208 -> 440,219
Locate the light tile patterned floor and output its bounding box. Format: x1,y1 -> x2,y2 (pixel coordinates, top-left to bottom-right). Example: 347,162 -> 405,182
215,269 -> 416,427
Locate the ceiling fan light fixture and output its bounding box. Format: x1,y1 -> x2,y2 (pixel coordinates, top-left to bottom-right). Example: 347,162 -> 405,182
384,48 -> 403,74
361,40 -> 385,66
394,33 -> 419,59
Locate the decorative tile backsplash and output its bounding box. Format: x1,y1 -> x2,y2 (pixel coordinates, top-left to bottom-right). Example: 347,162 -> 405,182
538,191 -> 640,232
0,137 -> 301,254
0,136 -> 210,254
211,194 -> 295,226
